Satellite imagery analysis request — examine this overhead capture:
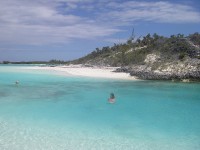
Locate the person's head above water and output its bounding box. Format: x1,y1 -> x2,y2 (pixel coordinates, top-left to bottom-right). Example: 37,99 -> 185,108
110,93 -> 115,99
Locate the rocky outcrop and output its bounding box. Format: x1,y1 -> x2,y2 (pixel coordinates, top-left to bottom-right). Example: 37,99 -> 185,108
144,54 -> 161,64
113,66 -> 129,73
128,58 -> 200,81
112,53 -> 200,81
130,68 -> 200,80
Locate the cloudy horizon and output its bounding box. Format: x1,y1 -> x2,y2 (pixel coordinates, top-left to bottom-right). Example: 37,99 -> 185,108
1,0 -> 200,61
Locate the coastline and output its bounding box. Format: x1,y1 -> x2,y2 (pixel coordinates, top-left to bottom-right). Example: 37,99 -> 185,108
26,65 -> 138,80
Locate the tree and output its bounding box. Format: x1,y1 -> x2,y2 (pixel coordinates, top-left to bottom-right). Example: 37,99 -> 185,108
177,33 -> 184,38
189,32 -> 200,46
153,33 -> 159,41
96,48 -> 100,53
3,61 -> 10,64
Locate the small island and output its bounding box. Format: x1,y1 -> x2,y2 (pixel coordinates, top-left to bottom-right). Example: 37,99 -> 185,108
68,32 -> 200,82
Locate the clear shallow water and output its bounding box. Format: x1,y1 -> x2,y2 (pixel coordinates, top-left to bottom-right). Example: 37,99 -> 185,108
0,65 -> 200,150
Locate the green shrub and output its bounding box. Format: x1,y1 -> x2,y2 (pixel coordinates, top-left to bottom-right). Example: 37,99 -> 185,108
179,53 -> 186,61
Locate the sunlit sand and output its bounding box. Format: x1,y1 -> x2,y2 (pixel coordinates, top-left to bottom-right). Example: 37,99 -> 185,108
28,65 -> 138,80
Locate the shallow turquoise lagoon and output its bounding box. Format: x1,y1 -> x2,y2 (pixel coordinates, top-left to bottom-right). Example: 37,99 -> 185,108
0,66 -> 200,150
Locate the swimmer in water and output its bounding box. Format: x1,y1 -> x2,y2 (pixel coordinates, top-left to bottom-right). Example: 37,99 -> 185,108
108,93 -> 115,103
15,80 -> 19,85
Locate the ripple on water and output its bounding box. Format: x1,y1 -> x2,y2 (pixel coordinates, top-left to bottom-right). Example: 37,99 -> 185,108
0,118 -> 200,150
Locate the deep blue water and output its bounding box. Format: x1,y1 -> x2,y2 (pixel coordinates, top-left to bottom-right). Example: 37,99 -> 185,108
0,65 -> 200,150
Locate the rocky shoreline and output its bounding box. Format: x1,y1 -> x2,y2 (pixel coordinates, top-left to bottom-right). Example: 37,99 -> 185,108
114,58 -> 200,81
129,69 -> 200,81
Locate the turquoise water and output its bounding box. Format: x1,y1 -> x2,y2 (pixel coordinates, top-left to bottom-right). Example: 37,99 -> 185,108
0,65 -> 200,150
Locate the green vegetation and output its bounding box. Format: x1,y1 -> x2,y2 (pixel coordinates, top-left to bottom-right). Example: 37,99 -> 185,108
189,32 -> 200,46
2,61 -> 11,64
0,59 -> 66,65
178,52 -> 187,61
71,32 -> 200,66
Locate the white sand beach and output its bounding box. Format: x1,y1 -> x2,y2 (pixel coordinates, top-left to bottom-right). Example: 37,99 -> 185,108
28,65 -> 138,80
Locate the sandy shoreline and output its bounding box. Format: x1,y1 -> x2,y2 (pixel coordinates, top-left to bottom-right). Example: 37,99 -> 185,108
27,65 -> 138,80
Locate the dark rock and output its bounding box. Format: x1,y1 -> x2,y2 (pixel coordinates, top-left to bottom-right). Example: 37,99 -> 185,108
123,58 -> 200,81
113,67 -> 129,73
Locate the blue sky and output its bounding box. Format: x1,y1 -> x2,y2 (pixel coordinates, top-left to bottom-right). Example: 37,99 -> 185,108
0,0 -> 200,61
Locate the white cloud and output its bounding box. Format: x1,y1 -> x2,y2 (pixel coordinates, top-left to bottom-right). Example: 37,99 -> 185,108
0,0 -> 200,46
0,0 -> 119,45
105,1 -> 200,24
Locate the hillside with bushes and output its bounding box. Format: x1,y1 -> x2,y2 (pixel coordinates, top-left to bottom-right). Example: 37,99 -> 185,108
70,32 -> 200,81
